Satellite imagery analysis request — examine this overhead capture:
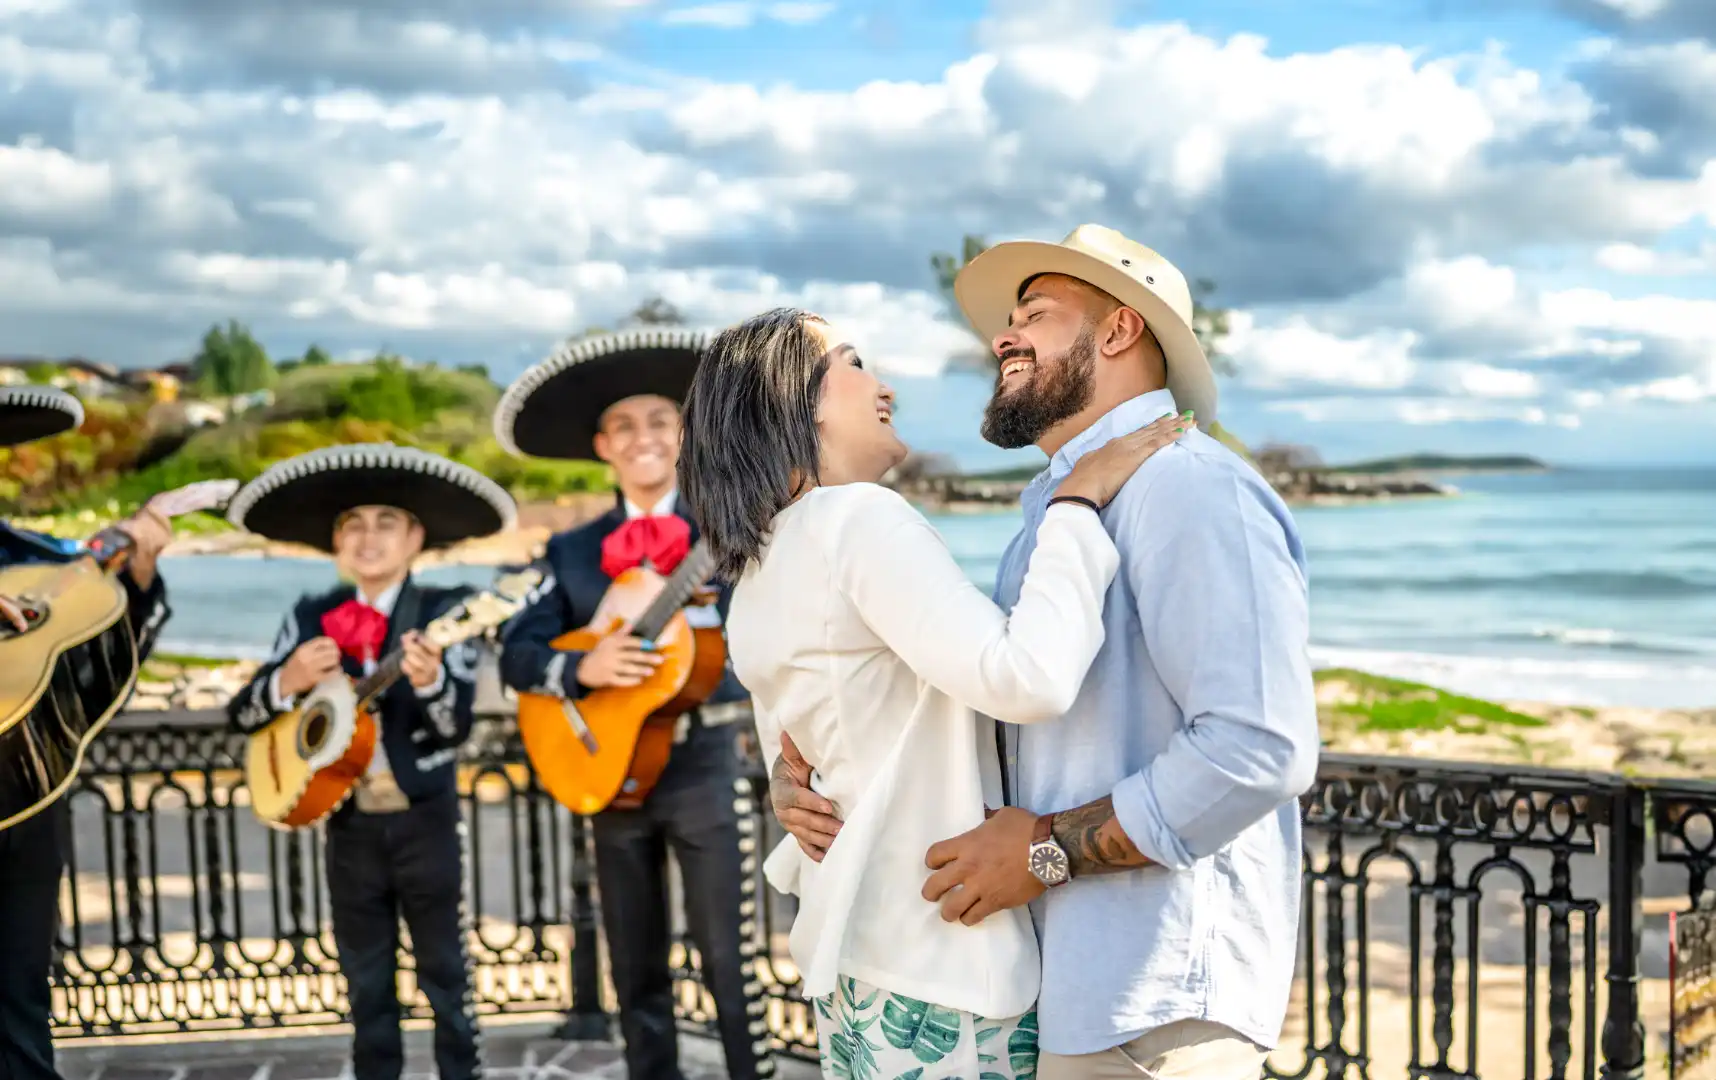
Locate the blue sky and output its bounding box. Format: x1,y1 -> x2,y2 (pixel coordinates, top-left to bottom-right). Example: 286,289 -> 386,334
0,0 -> 1712,465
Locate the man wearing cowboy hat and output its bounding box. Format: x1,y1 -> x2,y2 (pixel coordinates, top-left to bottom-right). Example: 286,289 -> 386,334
0,385 -> 174,1080
225,444 -> 518,1080
494,330 -> 769,1080
769,225 -> 1320,1080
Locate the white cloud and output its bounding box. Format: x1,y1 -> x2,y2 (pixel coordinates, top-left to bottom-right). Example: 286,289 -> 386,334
659,1 -> 832,29
0,0 -> 1710,441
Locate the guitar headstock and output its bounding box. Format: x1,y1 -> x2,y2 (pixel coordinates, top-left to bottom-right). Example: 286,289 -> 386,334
145,479 -> 241,519
424,568 -> 544,648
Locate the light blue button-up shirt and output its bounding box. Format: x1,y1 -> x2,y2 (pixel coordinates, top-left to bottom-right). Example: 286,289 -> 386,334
994,389 -> 1319,1056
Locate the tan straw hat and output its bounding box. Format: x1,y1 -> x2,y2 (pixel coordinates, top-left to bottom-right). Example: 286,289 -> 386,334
953,223 -> 1219,424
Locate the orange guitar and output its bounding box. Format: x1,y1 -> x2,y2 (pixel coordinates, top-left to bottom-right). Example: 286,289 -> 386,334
516,539 -> 726,815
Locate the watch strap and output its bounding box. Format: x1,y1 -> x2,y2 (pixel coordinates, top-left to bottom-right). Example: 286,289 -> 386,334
1033,813 -> 1054,845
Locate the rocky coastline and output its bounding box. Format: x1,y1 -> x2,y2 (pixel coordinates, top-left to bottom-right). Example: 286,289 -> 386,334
890,467 -> 1456,513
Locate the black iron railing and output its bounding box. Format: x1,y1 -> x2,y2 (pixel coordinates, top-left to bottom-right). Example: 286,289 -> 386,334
43,708 -> 1716,1079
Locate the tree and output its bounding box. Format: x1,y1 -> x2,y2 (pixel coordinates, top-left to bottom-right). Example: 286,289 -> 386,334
930,236 -> 1235,373
301,345 -> 333,367
569,295 -> 686,343
623,296 -> 685,327
191,320 -> 277,397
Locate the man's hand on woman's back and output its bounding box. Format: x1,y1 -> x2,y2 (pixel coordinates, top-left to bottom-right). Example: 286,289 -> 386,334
770,731 -> 842,861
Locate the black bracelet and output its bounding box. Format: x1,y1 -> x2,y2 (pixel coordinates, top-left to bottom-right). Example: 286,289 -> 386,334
1048,494 -> 1101,513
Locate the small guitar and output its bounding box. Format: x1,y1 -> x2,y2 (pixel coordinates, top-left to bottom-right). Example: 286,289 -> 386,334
0,480 -> 240,831
243,568 -> 541,830
517,539 -> 726,816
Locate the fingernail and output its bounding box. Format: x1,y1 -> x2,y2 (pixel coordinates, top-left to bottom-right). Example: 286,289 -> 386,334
1183,409 -> 1194,418
1176,426 -> 1185,433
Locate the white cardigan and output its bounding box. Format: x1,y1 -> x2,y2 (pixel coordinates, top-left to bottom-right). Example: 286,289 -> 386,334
725,482 -> 1119,1020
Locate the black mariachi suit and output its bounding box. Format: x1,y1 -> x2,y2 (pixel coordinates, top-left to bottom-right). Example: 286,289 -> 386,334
228,577 -> 482,1080
0,523 -> 170,1080
499,498 -> 768,1080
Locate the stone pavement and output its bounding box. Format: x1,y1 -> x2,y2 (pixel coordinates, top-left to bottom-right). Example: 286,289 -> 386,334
54,1021 -> 820,1080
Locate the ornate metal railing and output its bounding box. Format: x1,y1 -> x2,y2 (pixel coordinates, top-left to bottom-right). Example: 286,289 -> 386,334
45,709 -> 1716,1079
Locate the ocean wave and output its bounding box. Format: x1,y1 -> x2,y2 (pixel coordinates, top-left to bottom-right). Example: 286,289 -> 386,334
1514,626 -> 1716,658
1309,645 -> 1716,709
1313,569 -> 1712,599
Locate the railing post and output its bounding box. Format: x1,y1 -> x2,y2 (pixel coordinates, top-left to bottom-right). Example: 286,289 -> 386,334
1601,785 -> 1646,1080
555,811 -> 611,1040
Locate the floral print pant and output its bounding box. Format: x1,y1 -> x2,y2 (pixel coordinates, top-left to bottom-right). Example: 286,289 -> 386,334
814,975 -> 1039,1080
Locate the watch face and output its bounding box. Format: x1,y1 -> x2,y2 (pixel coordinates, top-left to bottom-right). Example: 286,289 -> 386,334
1029,841 -> 1069,886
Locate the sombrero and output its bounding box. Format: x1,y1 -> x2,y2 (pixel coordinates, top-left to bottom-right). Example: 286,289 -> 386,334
494,327 -> 711,461
953,223 -> 1219,425
226,443 -> 517,553
0,385 -> 84,447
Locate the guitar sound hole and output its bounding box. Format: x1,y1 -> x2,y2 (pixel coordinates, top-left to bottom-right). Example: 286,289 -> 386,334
300,710 -> 330,755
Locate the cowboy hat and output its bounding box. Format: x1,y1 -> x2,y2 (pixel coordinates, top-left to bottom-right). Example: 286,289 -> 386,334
494,327 -> 711,462
226,443 -> 517,554
953,224 -> 1219,425
0,385 -> 84,448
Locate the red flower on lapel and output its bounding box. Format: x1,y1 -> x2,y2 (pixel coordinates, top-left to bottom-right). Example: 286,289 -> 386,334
601,515 -> 692,579
322,599 -> 388,664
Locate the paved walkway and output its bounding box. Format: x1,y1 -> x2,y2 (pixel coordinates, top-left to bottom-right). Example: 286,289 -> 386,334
55,1022 -> 819,1080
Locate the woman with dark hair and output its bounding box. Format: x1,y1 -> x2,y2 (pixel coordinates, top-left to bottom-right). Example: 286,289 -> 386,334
678,308 -> 1189,1080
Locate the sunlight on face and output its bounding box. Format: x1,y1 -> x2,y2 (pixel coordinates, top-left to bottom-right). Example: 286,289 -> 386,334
333,505 -> 425,583
810,318 -> 908,483
594,394 -> 681,490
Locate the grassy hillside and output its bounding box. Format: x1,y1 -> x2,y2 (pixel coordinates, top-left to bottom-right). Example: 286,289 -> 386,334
1,359 -> 610,528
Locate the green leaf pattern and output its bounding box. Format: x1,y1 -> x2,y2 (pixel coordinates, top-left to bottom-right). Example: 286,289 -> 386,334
812,976 -> 1038,1080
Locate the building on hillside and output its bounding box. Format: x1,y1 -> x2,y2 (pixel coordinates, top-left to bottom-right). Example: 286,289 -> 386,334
0,357 -> 123,396
120,364 -> 194,403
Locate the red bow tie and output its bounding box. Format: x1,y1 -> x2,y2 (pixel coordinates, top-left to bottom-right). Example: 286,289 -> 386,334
322,599 -> 388,663
602,515 -> 692,579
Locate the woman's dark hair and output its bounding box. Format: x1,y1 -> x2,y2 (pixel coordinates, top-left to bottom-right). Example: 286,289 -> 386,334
679,307 -> 830,581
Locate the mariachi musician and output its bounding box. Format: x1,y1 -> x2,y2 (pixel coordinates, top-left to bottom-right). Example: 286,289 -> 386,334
224,444 -> 516,1080
494,330 -> 770,1080
0,385 -> 173,1080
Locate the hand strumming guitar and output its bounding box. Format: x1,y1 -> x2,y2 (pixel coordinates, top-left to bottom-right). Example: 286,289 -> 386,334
278,636 -> 343,698
575,621 -> 664,689
0,594 -> 27,633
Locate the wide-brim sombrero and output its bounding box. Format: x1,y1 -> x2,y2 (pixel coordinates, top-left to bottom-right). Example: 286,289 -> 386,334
954,224 -> 1219,425
226,443 -> 517,553
494,327 -> 711,461
0,385 -> 84,448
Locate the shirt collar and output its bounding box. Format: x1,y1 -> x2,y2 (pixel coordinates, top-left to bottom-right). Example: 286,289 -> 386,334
624,488 -> 679,520
356,578 -> 404,615
1045,388 -> 1181,481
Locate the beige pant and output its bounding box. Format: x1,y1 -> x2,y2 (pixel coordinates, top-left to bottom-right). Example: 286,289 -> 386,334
1039,1020 -> 1269,1080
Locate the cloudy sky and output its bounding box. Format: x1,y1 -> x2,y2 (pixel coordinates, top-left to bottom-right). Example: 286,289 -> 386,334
3,0 -> 1714,464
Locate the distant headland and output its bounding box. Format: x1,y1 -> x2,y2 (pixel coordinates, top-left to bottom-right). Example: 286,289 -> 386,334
888,446 -> 1554,513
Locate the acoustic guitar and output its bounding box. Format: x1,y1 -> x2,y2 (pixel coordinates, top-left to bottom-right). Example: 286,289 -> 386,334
243,568 -> 541,830
0,480 -> 240,832
517,539 -> 726,815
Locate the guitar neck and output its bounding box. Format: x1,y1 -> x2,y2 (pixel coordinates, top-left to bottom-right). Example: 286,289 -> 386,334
633,540 -> 716,642
352,650 -> 407,709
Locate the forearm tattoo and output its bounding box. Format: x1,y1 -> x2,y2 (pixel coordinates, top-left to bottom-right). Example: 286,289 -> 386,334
1051,795 -> 1152,878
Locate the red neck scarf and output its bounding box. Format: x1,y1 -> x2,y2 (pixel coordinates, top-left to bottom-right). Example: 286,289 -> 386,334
322,598 -> 389,664
601,514 -> 692,579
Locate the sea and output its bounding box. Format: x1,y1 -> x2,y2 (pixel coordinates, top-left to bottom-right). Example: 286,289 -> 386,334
150,465 -> 1716,711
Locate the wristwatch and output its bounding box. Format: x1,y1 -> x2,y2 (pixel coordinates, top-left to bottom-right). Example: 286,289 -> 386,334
1028,814 -> 1070,888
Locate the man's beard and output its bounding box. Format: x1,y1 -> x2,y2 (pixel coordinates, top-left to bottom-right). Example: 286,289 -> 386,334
980,327 -> 1098,450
